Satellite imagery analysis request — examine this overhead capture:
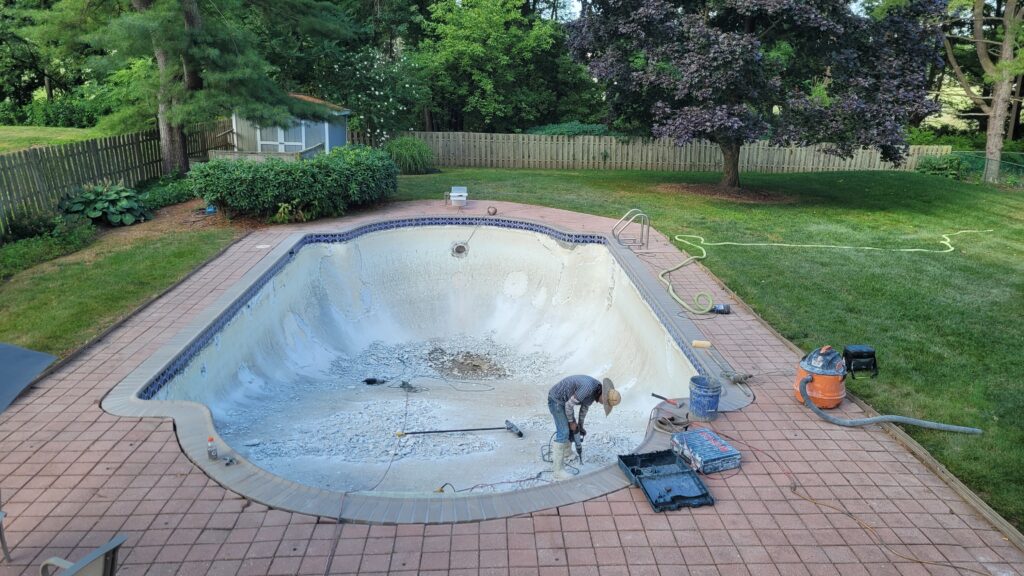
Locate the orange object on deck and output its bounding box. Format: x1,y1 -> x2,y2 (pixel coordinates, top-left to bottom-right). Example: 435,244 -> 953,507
793,345 -> 847,409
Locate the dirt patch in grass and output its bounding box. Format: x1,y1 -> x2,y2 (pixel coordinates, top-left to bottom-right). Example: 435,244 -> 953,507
118,199 -> 259,239
655,183 -> 796,204
56,200 -> 257,265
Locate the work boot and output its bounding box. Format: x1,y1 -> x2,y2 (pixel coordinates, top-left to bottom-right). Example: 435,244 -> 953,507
551,442 -> 573,481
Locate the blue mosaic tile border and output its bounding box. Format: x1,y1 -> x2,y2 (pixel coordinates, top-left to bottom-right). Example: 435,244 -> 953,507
138,216 -> 704,400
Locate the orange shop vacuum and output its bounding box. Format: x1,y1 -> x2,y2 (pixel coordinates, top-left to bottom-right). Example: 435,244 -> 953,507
793,345 -> 846,409
793,344 -> 983,434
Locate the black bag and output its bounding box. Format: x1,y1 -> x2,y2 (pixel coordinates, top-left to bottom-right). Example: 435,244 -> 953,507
842,345 -> 878,379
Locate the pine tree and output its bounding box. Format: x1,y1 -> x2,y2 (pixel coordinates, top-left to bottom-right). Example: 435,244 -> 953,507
33,0 -> 357,173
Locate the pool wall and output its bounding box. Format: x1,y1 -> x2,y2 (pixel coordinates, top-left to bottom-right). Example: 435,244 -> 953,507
103,216 -> 750,523
156,225 -> 699,416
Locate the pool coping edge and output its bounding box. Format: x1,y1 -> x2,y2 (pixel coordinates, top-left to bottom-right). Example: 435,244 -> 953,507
101,215 -> 745,523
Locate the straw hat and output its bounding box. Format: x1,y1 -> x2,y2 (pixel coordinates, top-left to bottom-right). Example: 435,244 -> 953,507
601,378 -> 620,416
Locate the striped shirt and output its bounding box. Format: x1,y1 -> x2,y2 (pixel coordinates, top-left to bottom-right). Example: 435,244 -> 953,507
548,375 -> 602,427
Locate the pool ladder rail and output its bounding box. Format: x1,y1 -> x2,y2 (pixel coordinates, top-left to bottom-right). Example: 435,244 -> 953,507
612,208 -> 650,250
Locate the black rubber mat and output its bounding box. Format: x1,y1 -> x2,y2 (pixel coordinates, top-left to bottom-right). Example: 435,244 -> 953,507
0,343 -> 55,413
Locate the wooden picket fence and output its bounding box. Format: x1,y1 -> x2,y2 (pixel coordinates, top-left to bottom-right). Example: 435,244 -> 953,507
0,121 -> 231,237
352,131 -> 950,173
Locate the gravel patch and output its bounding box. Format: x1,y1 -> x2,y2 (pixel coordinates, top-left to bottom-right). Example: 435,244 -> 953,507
327,334 -> 559,387
213,334 -> 650,493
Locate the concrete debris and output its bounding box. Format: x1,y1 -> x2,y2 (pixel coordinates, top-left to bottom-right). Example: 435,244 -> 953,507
327,334 -> 557,387
213,334 -> 649,493
223,397 -> 498,464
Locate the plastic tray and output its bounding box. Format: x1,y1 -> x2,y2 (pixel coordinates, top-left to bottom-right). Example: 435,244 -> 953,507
617,450 -> 714,512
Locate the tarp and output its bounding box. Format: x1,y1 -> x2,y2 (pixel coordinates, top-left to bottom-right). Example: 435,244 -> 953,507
0,343 -> 55,413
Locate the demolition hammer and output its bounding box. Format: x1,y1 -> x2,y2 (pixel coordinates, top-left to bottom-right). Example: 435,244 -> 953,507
569,427 -> 584,464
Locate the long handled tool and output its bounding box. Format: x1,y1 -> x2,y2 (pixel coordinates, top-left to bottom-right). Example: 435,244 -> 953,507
651,393 -> 680,406
396,420 -> 523,438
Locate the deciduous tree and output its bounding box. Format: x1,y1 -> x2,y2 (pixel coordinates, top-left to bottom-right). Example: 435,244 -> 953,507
417,0 -> 603,133
570,0 -> 944,189
942,0 -> 1024,182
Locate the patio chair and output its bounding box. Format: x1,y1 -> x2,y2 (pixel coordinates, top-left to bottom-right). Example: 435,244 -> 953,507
0,509 -> 10,561
39,535 -> 126,576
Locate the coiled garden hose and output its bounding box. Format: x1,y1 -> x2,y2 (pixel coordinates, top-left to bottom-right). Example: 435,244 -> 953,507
658,238 -> 714,314
661,229 -> 993,315
798,376 -> 983,435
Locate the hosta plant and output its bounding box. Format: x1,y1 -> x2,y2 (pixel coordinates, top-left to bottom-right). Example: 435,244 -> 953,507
63,183 -> 153,227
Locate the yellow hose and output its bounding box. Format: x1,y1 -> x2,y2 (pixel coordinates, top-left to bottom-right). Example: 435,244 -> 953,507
660,229 -> 993,315
657,237 -> 714,314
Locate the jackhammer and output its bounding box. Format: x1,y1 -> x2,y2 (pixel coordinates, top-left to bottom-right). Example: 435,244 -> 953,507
568,428 -> 584,464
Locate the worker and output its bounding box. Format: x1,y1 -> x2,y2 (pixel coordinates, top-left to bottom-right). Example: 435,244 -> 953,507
547,375 -> 620,480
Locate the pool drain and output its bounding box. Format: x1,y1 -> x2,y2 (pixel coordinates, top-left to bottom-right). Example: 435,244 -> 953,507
451,242 -> 469,257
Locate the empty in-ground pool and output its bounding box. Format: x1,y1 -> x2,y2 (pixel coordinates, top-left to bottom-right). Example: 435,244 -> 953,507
142,221 -> 743,495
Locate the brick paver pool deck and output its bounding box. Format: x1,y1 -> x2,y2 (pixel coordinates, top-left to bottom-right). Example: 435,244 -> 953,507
1,200 -> 1021,576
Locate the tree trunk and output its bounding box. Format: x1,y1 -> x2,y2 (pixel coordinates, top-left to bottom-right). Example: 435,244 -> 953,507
718,141 -> 741,189
44,75 -> 53,100
154,48 -> 189,174
180,0 -> 204,91
983,1 -> 1019,183
984,76 -> 1012,182
134,0 -> 188,174
1008,75 -> 1022,141
974,0 -> 1019,182
977,84 -> 991,133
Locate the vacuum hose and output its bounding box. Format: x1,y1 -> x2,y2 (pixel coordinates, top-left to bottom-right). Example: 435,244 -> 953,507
798,376 -> 983,435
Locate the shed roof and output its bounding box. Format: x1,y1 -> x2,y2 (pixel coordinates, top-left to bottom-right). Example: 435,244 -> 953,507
289,93 -> 350,115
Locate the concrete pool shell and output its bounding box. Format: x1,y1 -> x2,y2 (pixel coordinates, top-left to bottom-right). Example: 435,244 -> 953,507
102,216 -> 753,523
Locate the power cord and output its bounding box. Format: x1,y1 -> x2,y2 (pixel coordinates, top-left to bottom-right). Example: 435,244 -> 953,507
435,472 -> 549,493
539,432 -> 581,475
364,387 -> 411,491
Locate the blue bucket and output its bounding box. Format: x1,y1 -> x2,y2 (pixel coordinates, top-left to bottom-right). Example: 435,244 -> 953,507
688,375 -> 721,422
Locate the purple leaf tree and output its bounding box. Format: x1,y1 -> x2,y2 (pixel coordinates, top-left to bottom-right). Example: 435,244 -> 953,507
570,0 -> 944,189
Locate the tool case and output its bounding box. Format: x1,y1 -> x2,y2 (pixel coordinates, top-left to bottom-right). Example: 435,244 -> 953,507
617,450 -> 714,512
671,429 -> 741,474
842,345 -> 878,379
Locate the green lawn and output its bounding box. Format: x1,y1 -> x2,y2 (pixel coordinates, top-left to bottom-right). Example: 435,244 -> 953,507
398,169 -> 1024,528
0,125 -> 106,154
0,229 -> 238,357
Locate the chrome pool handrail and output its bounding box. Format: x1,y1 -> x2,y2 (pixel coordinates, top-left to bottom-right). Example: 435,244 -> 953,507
612,208 -> 650,249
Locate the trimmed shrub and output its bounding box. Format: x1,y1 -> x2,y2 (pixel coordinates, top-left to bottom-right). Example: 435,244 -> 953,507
63,183 -> 153,226
24,96 -> 98,128
139,175 -> 196,210
190,145 -> 397,222
2,211 -> 61,243
916,154 -> 970,180
383,136 -> 436,174
0,100 -> 24,125
526,122 -> 617,137
904,126 -> 1024,153
332,145 -> 399,205
0,215 -> 96,280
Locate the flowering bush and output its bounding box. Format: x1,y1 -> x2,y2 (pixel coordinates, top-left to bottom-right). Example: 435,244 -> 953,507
313,48 -> 428,146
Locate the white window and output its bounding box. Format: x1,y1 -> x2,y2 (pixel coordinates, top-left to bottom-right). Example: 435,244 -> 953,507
256,121 -> 306,153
